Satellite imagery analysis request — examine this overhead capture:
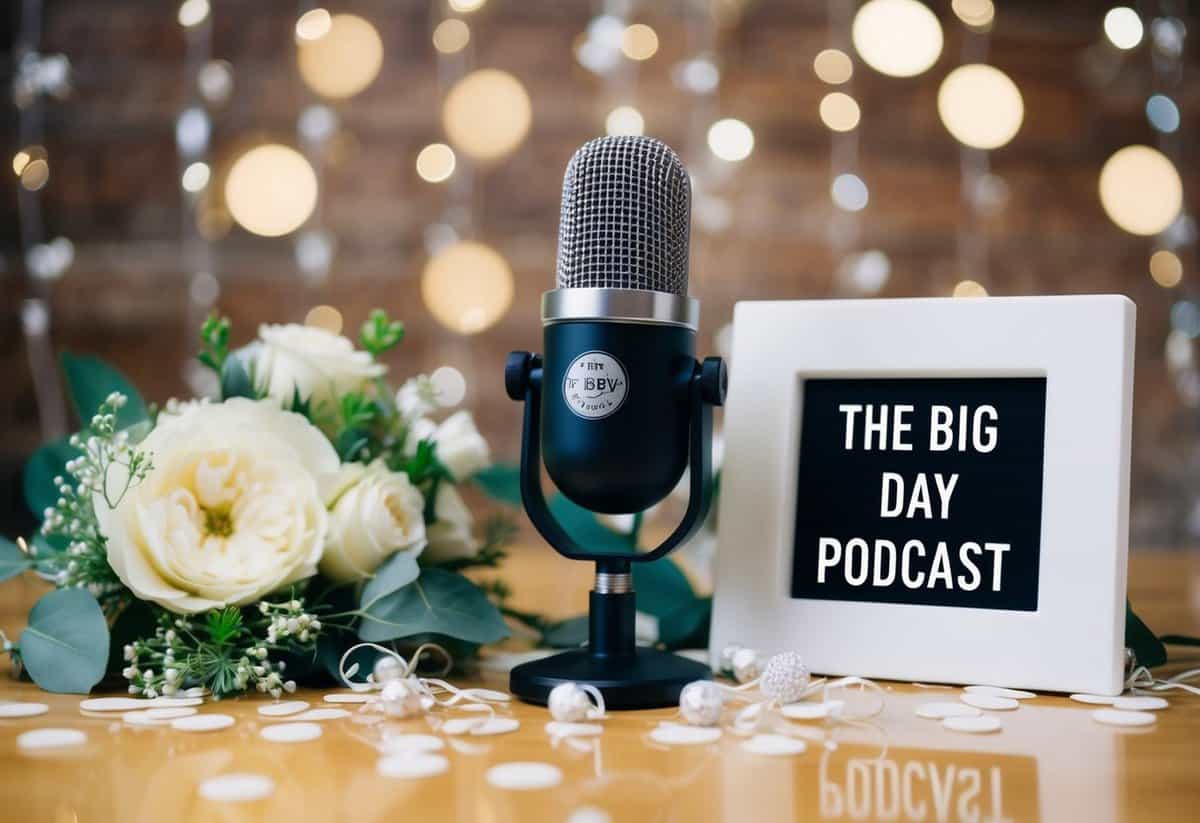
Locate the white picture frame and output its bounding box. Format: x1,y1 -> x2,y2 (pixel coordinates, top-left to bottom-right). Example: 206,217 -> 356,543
710,296 -> 1135,695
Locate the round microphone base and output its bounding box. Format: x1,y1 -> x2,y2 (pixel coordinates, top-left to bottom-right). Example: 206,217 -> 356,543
510,648 -> 711,710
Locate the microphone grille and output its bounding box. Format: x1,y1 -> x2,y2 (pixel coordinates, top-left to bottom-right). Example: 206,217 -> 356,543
555,136 -> 691,296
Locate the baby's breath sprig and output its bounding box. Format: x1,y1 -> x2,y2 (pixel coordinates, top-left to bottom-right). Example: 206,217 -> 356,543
124,596 -> 323,700
38,392 -> 152,605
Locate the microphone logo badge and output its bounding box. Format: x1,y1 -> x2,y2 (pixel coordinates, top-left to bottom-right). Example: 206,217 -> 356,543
563,350 -> 628,420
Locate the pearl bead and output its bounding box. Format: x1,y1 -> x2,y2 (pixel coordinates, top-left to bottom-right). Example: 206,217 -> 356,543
759,651 -> 810,704
373,655 -> 405,684
731,647 -> 762,684
548,683 -> 595,723
679,680 -> 724,726
379,678 -> 424,718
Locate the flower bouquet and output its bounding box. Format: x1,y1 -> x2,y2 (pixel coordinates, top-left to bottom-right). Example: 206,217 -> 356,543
1,311 -> 528,698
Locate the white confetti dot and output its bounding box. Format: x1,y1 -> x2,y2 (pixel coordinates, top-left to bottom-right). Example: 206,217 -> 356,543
17,728 -> 87,750
323,693 -> 371,704
377,753 -> 449,779
781,700 -> 844,720
172,714 -> 235,732
742,734 -> 808,756
546,721 -> 604,737
199,773 -> 276,803
1070,693 -> 1118,705
964,685 -> 1037,700
79,697 -> 144,713
943,715 -> 1002,733
260,722 -> 323,743
145,707 -> 198,720
486,762 -> 564,791
916,702 -> 983,720
1092,709 -> 1157,727
257,700 -> 310,717
442,716 -> 519,736
148,697 -> 204,708
380,733 -> 445,754
1112,696 -> 1168,711
288,708 -> 352,722
649,723 -> 722,746
0,702 -> 49,718
960,693 -> 1019,711
122,711 -> 166,727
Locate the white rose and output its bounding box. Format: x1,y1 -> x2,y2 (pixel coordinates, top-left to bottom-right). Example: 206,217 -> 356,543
320,460 -> 427,583
424,484 -> 478,563
249,323 -> 385,410
96,398 -> 338,614
430,410 -> 490,480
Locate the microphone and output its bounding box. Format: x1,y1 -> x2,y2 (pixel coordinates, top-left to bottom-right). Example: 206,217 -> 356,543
505,136 -> 726,709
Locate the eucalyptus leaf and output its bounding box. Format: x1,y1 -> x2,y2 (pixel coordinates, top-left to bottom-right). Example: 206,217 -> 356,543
22,437 -> 80,521
60,351 -> 148,430
19,588 -> 110,694
358,568 -> 510,645
473,464 -> 522,507
632,557 -> 697,621
548,494 -> 635,555
220,352 -> 259,400
543,615 -> 589,649
360,552 -> 421,612
0,536 -> 33,582
657,597 -> 712,650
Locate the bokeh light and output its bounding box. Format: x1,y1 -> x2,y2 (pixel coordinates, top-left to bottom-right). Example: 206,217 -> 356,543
1103,7 -> 1143,50
1146,94 -> 1180,133
1150,250 -> 1183,288
707,118 -> 754,162
951,0 -> 994,28
433,19 -> 470,54
813,49 -> 853,84
12,146 -> 44,177
295,8 -> 332,41
442,69 -> 532,161
837,250 -> 891,295
181,161 -> 210,193
20,158 -> 49,191
605,105 -> 645,136
224,144 -> 318,238
297,13 -> 384,99
304,305 -> 343,334
852,0 -> 943,78
197,60 -> 234,105
953,280 -> 989,298
673,58 -> 720,94
449,0 -> 486,12
177,0 -> 210,28
416,143 -> 457,183
819,92 -> 861,132
422,241 -> 514,335
621,24 -> 659,60
937,64 -> 1024,150
831,173 -> 869,211
431,366 -> 468,407
1098,145 -> 1183,236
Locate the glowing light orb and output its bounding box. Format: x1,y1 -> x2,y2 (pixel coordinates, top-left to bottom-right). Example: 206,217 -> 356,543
304,305 -> 343,334
1103,7 -> 1143,50
707,118 -> 754,162
953,280 -> 988,298
297,14 -> 384,99
852,0 -> 943,78
295,8 -> 332,41
605,106 -> 645,136
431,366 -> 467,406
1149,250 -> 1183,288
224,144 -> 318,238
433,19 -> 470,54
442,69 -> 532,161
937,64 -> 1024,149
622,24 -> 659,60
1098,145 -> 1183,236
819,92 -> 861,132
181,161 -> 211,193
416,143 -> 457,183
813,49 -> 853,84
422,241 -> 514,334
951,0 -> 994,28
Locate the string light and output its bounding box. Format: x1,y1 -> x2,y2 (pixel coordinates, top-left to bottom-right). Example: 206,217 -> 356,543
177,0 -> 210,28
181,161 -> 210,193
296,14 -> 384,99
605,106 -> 645,136
433,19 -> 470,54
422,241 -> 514,335
813,49 -> 853,84
953,280 -> 989,298
1098,145 -> 1183,236
621,24 -> 659,60
951,0 -> 994,28
819,92 -> 861,132
707,118 -> 754,162
442,69 -> 532,161
1150,250 -> 1184,288
304,305 -> 344,334
416,143 -> 457,183
851,0 -> 943,78
224,144 -> 318,238
1103,7 -> 1143,50
295,8 -> 332,42
937,65 -> 1024,150
831,173 -> 869,212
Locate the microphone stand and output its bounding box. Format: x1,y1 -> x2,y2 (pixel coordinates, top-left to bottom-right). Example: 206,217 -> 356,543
505,351 -> 726,709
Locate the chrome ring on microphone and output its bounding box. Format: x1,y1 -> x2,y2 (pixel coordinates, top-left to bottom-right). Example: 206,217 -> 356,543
542,288 -> 699,330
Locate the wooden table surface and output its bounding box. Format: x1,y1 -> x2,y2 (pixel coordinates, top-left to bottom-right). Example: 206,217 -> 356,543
1,549 -> 1197,823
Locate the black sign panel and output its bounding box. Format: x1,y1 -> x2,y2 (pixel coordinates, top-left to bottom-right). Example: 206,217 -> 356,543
790,377 -> 1046,610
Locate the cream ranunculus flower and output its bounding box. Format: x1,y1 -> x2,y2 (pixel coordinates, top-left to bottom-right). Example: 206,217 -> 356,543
430,410 -> 490,480
424,484 -> 478,563
320,460 -> 427,583
249,323 -> 385,410
96,398 -> 339,614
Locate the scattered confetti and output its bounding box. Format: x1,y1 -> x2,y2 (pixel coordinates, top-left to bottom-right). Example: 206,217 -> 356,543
916,702 -> 982,720
377,753 -> 450,779
1070,693 -> 1117,705
17,728 -> 87,750
960,693 -> 1019,711
323,693 -> 371,704
649,723 -> 722,746
486,762 -> 564,791
79,698 -> 144,713
171,714 -> 235,732
145,707 -> 198,720
546,721 -> 604,738
943,715 -> 1003,733
0,702 -> 49,718
199,773 -> 276,803
288,708 -> 352,722
257,701 -> 310,717
1112,696 -> 1168,711
122,711 -> 167,727
148,697 -> 204,708
260,722 -> 323,743
380,733 -> 445,754
742,734 -> 808,756
964,685 -> 1037,700
781,700 -> 844,720
442,716 -> 520,736
1092,709 -> 1156,727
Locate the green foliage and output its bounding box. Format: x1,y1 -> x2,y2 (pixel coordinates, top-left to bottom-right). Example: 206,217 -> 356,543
473,463 -> 522,507
0,536 -> 34,582
1126,600 -> 1167,668
197,314 -> 232,374
360,309 -> 405,357
220,352 -> 261,401
548,494 -> 637,554
358,568 -> 510,645
60,352 -> 149,431
18,589 -> 110,694
360,552 -> 421,611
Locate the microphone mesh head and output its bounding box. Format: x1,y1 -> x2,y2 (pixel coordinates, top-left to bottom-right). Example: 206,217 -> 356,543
555,135 -> 691,296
